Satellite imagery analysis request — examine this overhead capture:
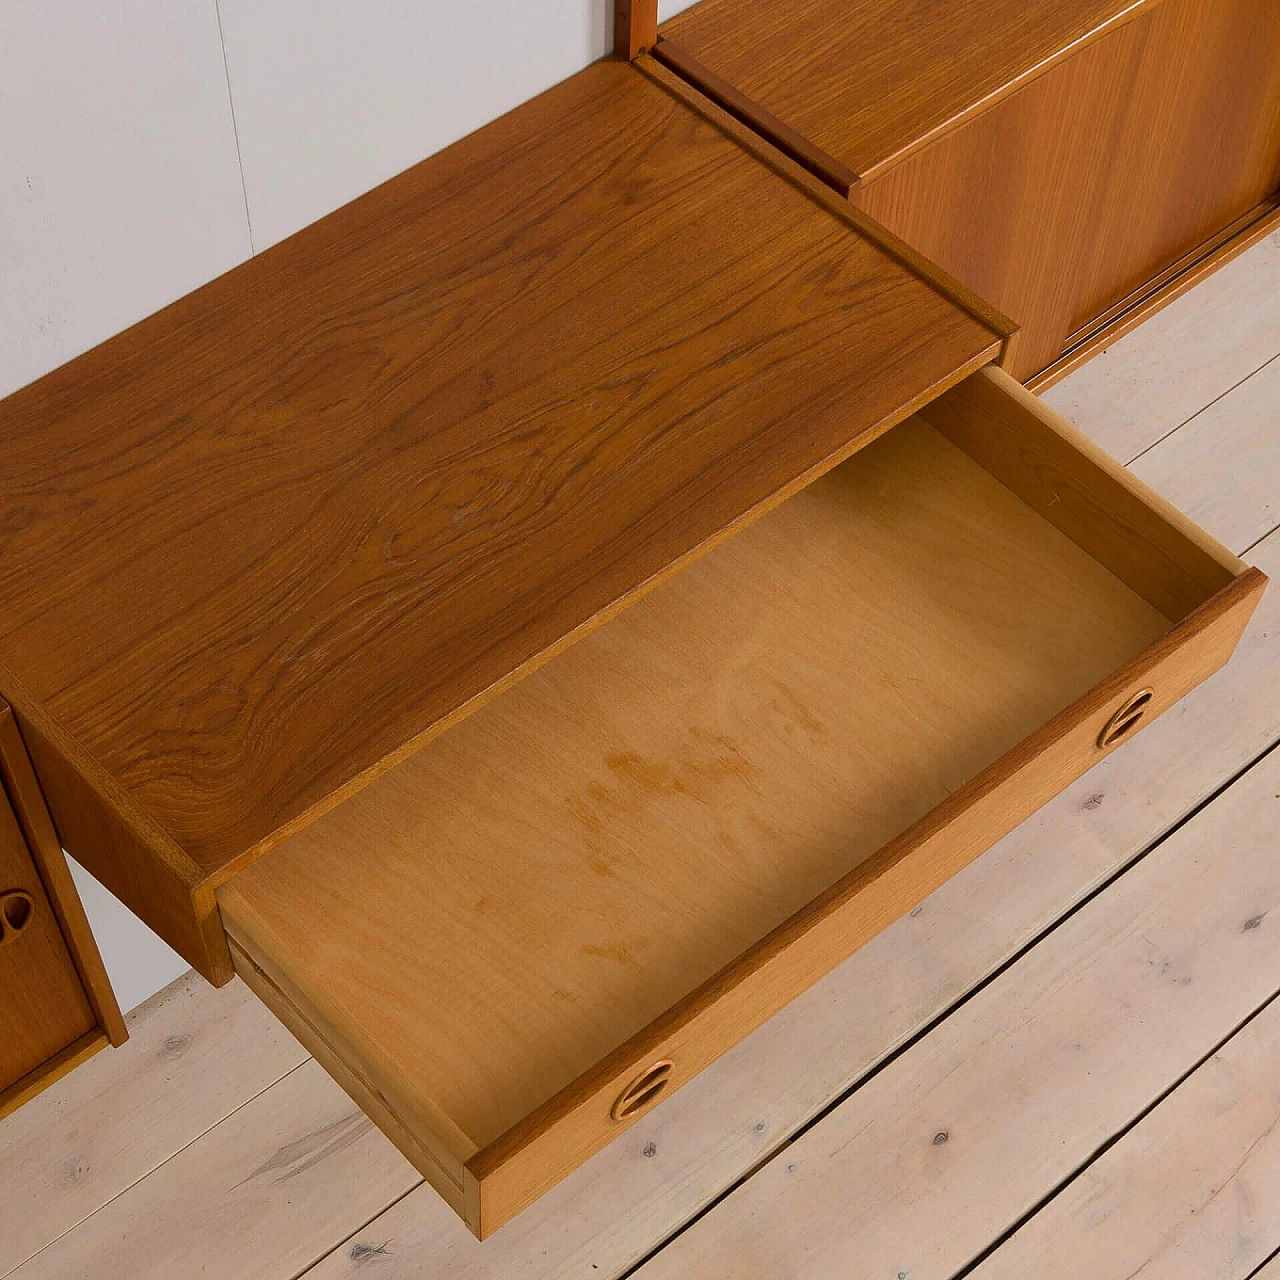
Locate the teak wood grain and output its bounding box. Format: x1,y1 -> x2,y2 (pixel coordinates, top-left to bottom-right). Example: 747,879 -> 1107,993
0,786 -> 97,1099
1029,198 -> 1280,392
0,706 -> 127,1048
16,238 -> 1277,1274
615,0 -> 658,59
856,0 -> 1280,380
0,700 -> 124,1119
0,59 -> 1003,979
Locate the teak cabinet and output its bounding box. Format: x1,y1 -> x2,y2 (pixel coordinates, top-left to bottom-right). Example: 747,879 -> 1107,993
658,0 -> 1280,384
0,704 -> 124,1121
0,6 -> 1271,1241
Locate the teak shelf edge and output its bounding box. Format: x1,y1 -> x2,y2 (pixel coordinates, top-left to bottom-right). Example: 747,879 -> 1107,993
637,57 -> 1021,358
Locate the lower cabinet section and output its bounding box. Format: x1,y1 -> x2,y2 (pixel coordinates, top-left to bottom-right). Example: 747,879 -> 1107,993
0,706 -> 125,1121
217,365 -> 1264,1238
855,0 -> 1280,384
657,0 -> 1280,386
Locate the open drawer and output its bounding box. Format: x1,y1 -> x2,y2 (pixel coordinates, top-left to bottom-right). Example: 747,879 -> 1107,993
219,364 -> 1263,1237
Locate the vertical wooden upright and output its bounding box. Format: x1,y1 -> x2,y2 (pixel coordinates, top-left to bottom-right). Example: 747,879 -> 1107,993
615,0 -> 658,59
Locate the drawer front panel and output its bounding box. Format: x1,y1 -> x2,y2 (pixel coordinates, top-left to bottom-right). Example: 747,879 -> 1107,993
0,778 -> 97,1090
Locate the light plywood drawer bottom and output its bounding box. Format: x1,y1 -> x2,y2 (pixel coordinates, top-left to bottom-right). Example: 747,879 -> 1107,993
218,365 -> 1263,1238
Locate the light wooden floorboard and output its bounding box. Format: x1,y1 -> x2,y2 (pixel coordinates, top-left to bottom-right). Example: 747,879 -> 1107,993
0,973 -> 307,1278
630,748 -> 1280,1280
1130,354 -> 1280,556
1042,231 -> 1280,463
972,989 -> 1280,1280
9,1059 -> 417,1280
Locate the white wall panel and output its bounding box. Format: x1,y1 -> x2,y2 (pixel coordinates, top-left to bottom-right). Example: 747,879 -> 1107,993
219,0 -> 620,249
0,0 -> 251,398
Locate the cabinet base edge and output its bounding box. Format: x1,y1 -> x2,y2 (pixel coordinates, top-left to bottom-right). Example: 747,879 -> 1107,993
0,1030 -> 109,1123
1029,196 -> 1280,393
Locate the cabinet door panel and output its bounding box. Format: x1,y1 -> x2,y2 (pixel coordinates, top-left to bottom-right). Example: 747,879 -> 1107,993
856,0 -> 1280,381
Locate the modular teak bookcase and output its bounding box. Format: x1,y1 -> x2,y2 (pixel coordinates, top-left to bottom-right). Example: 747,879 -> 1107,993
0,1 -> 1272,1240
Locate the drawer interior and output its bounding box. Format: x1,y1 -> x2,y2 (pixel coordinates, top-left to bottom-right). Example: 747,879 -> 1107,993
219,366 -> 1245,1232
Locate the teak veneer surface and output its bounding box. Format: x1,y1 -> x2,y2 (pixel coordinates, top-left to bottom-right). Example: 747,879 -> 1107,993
0,61 -> 1001,910
0,764 -> 97,1091
851,0 -> 1280,380
221,415 -> 1168,1172
660,0 -> 1161,182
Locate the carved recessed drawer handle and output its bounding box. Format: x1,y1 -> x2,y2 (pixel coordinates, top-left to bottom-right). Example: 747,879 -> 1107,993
611,1059 -> 674,1122
0,890 -> 35,946
1098,687 -> 1155,749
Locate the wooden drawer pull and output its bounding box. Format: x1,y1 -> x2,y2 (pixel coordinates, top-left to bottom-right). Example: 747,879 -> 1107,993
611,1059 -> 674,1122
1098,688 -> 1155,749
0,889 -> 35,946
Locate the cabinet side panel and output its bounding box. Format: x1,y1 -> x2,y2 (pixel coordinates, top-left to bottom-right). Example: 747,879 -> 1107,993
616,0 -> 658,58
0,706 -> 126,1043
0,769 -> 97,1086
0,675 -> 230,984
855,14 -> 1150,381
1066,0 -> 1280,331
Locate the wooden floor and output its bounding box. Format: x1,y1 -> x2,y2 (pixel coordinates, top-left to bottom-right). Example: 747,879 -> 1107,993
3,232 -> 1280,1280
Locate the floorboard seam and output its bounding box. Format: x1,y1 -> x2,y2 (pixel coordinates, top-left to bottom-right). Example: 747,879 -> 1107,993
1125,350 -> 1280,467
616,733 -> 1280,1280
0,1055 -> 313,1279
1243,1239 -> 1280,1280
949,981 -> 1280,1279
288,1177 -> 425,1280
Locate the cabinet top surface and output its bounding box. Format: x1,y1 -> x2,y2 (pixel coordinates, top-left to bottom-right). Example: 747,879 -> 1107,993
0,59 -> 998,879
661,0 -> 1159,181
